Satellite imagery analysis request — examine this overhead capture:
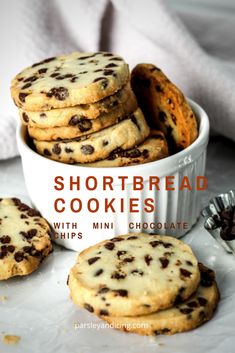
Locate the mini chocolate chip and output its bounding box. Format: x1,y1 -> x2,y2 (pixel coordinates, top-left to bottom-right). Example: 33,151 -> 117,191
32,57 -> 56,67
14,251 -> 24,262
186,260 -> 193,266
97,287 -> 109,294
38,68 -> 48,74
88,256 -> 100,265
149,240 -> 161,247
102,140 -> 109,146
99,309 -> 109,316
52,144 -> 61,155
103,53 -> 114,57
127,236 -> 138,240
19,93 -> 28,103
159,257 -> 169,269
93,77 -> 106,83
117,250 -> 127,258
94,69 -> 103,72
66,275 -> 70,286
27,209 -> 40,217
103,70 -> 114,76
40,113 -> 47,118
131,269 -> 144,276
187,301 -> 199,308
180,308 -> 193,315
81,145 -> 94,155
7,245 -> 15,253
105,63 -> 118,68
69,115 -> 79,126
199,310 -> 207,320
94,269 -> 103,277
50,73 -> 60,78
0,235 -> 11,244
180,268 -> 192,278
144,254 -> 153,266
110,237 -> 124,242
77,118 -> 92,132
22,246 -> 32,253
46,87 -> 69,100
0,252 -> 7,259
43,148 -> 51,156
113,289 -> 128,297
22,112 -> 29,123
24,75 -> 38,83
84,303 -> 94,313
65,147 -> 73,153
155,85 -> 163,92
198,297 -> 208,306
22,83 -> 32,89
111,271 -> 126,279
104,242 -> 115,250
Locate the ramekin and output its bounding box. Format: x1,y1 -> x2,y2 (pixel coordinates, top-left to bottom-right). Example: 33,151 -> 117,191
17,99 -> 210,251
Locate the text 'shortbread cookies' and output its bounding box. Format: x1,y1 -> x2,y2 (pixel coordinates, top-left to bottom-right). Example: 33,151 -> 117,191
11,52 -> 130,110
0,198 -> 53,280
68,233 -> 200,317
83,130 -> 169,167
33,108 -> 150,164
131,64 -> 198,153
100,264 -> 220,335
19,83 -> 137,128
27,93 -> 137,141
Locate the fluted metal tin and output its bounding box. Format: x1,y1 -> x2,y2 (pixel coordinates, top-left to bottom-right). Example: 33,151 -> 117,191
202,190 -> 235,254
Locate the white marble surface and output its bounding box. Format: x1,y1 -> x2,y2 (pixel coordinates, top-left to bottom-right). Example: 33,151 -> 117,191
0,137 -> 235,353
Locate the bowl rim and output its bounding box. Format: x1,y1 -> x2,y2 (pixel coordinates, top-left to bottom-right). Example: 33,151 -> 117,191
17,98 -> 210,172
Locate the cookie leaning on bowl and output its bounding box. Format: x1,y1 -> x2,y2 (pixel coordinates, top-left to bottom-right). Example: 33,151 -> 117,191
131,64 -> 198,153
33,108 -> 150,164
0,198 -> 53,280
68,233 -> 200,317
83,130 -> 169,167
100,263 -> 220,336
11,52 -> 130,110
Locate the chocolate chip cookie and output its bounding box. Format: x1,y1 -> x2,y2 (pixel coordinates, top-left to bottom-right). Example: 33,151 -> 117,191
84,130 -> 169,167
11,52 -> 130,110
0,198 -> 53,280
68,233 -> 200,317
27,92 -> 137,141
100,264 -> 220,335
33,108 -> 150,164
131,64 -> 198,153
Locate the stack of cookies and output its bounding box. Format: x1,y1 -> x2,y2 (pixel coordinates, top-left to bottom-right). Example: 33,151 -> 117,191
68,233 -> 220,336
10,52 -> 169,167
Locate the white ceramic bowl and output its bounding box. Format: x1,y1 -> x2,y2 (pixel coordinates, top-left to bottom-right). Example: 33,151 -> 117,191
17,99 -> 209,251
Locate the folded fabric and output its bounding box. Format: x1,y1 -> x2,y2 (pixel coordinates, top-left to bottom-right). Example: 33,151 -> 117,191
1,0 -> 235,160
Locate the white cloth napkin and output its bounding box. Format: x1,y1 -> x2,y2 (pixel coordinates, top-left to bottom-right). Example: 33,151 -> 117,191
1,0 -> 235,160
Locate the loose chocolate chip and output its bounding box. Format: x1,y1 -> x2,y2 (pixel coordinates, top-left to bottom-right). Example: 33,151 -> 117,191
0,235 -> 11,244
180,308 -> 194,315
88,256 -> 100,265
180,268 -> 192,278
99,309 -> 109,316
38,68 -> 48,74
111,271 -> 126,279
52,144 -> 61,155
198,297 -> 208,307
94,269 -> 103,277
19,93 -> 28,103
117,250 -> 127,258
127,236 -> 138,240
22,83 -> 32,90
46,87 -> 69,100
81,145 -> 94,155
22,112 -> 29,123
84,303 -> 94,313
14,251 -> 24,262
144,254 -> 153,266
159,257 -> 169,269
113,289 -> 128,297
104,242 -> 115,250
97,287 -> 109,294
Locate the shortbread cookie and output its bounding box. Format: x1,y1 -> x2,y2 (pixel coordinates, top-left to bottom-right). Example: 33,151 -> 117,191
68,233 -> 200,317
0,198 -> 53,280
84,130 -> 169,167
27,94 -> 137,141
100,264 -> 220,336
11,52 -> 130,110
19,83 -> 137,127
131,64 -> 198,153
33,108 -> 150,164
